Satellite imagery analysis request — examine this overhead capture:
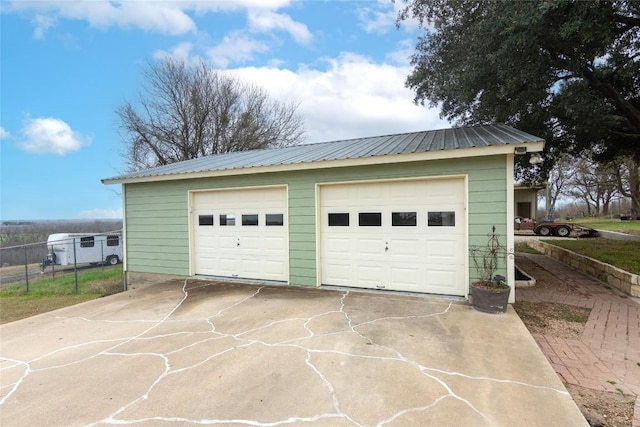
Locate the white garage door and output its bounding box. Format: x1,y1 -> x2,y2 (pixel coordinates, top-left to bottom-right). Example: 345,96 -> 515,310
320,178 -> 466,295
192,186 -> 288,282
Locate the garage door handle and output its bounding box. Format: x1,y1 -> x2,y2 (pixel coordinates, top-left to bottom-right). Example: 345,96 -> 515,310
237,239 -> 240,247
385,242 -> 389,251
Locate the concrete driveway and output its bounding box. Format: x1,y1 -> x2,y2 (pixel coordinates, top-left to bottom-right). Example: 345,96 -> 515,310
1,279 -> 587,426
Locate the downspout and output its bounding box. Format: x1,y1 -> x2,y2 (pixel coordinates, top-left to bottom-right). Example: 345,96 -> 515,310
122,183 -> 128,291
506,153 -> 516,304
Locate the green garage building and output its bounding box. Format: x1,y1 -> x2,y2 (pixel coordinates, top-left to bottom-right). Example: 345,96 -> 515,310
103,124 -> 544,303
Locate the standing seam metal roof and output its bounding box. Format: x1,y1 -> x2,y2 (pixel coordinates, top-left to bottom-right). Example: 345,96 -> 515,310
104,124 -> 543,182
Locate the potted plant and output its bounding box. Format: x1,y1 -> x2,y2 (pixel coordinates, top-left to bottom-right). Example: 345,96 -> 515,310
469,226 -> 512,314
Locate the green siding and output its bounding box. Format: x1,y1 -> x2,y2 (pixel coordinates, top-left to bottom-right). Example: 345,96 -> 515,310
123,155 -> 508,287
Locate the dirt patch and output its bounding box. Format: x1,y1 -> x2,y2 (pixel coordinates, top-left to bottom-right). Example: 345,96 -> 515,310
87,280 -> 123,296
513,300 -> 590,339
565,383 -> 636,427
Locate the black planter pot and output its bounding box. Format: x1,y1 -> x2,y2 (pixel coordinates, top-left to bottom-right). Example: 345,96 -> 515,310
470,282 -> 511,314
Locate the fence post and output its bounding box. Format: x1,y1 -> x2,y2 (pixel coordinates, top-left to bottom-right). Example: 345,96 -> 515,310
24,245 -> 29,293
73,238 -> 78,294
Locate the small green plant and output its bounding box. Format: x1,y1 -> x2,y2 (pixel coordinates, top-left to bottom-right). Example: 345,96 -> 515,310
469,226 -> 512,288
514,242 -> 541,254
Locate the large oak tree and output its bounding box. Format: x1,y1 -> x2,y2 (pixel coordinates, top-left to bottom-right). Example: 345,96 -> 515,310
116,58 -> 305,172
398,0 -> 640,213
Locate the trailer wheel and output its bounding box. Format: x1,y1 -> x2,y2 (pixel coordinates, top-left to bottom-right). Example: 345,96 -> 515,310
555,225 -> 571,237
536,225 -> 552,236
107,256 -> 119,265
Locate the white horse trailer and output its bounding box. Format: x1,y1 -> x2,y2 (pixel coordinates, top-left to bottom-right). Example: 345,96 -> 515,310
43,233 -> 123,267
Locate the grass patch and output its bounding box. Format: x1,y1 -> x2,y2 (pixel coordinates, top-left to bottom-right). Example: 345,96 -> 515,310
566,216 -> 640,236
514,242 -> 542,254
514,300 -> 591,325
0,263 -> 41,277
0,266 -> 123,324
545,238 -> 640,275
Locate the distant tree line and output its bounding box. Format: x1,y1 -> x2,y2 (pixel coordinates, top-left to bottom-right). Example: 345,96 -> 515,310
542,154 -> 638,218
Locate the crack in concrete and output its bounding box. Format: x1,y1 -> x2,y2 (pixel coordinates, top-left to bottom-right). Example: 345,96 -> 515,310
421,366 -> 572,394
0,357 -> 31,405
1,279 -> 570,426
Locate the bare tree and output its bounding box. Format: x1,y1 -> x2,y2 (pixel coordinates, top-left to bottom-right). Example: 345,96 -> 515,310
567,156 -> 619,216
544,155 -> 575,220
116,58 -> 305,172
614,157 -> 640,217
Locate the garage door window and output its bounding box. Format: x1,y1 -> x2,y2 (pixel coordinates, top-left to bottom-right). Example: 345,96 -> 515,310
266,214 -> 284,226
328,213 -> 349,226
359,212 -> 382,226
392,212 -> 417,226
242,214 -> 259,226
199,215 -> 214,226
219,214 -> 236,226
428,211 -> 456,226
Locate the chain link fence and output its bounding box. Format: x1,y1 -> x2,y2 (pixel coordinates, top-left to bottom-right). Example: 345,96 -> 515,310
0,241 -> 48,290
0,231 -> 124,292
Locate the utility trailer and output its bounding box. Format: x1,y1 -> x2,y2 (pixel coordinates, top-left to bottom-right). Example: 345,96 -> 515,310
533,222 -> 598,238
42,233 -> 123,268
515,217 -> 597,237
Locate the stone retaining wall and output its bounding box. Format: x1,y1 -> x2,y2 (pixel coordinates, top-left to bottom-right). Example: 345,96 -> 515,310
526,240 -> 640,297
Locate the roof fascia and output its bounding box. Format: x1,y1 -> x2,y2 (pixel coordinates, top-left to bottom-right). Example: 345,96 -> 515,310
103,140 -> 544,185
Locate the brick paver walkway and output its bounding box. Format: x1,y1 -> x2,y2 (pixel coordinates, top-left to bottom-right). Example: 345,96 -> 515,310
516,253 -> 640,426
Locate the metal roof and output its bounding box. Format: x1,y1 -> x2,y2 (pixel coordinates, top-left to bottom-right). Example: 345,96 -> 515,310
103,124 -> 543,183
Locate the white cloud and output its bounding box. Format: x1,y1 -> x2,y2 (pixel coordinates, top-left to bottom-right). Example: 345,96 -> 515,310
19,117 -> 92,155
357,0 -> 421,34
8,1 -> 197,37
206,32 -> 269,68
385,39 -> 415,66
32,14 -> 57,39
154,41 -> 199,64
156,11 -> 311,68
9,1 -> 310,67
248,10 -> 312,45
230,52 -> 449,143
357,7 -> 395,34
192,0 -> 293,12
114,3 -> 196,34
6,0 -> 295,38
78,208 -> 123,219
0,126 -> 11,139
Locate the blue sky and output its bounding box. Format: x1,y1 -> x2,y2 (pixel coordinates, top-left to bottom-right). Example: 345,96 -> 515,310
1,0 -> 448,220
